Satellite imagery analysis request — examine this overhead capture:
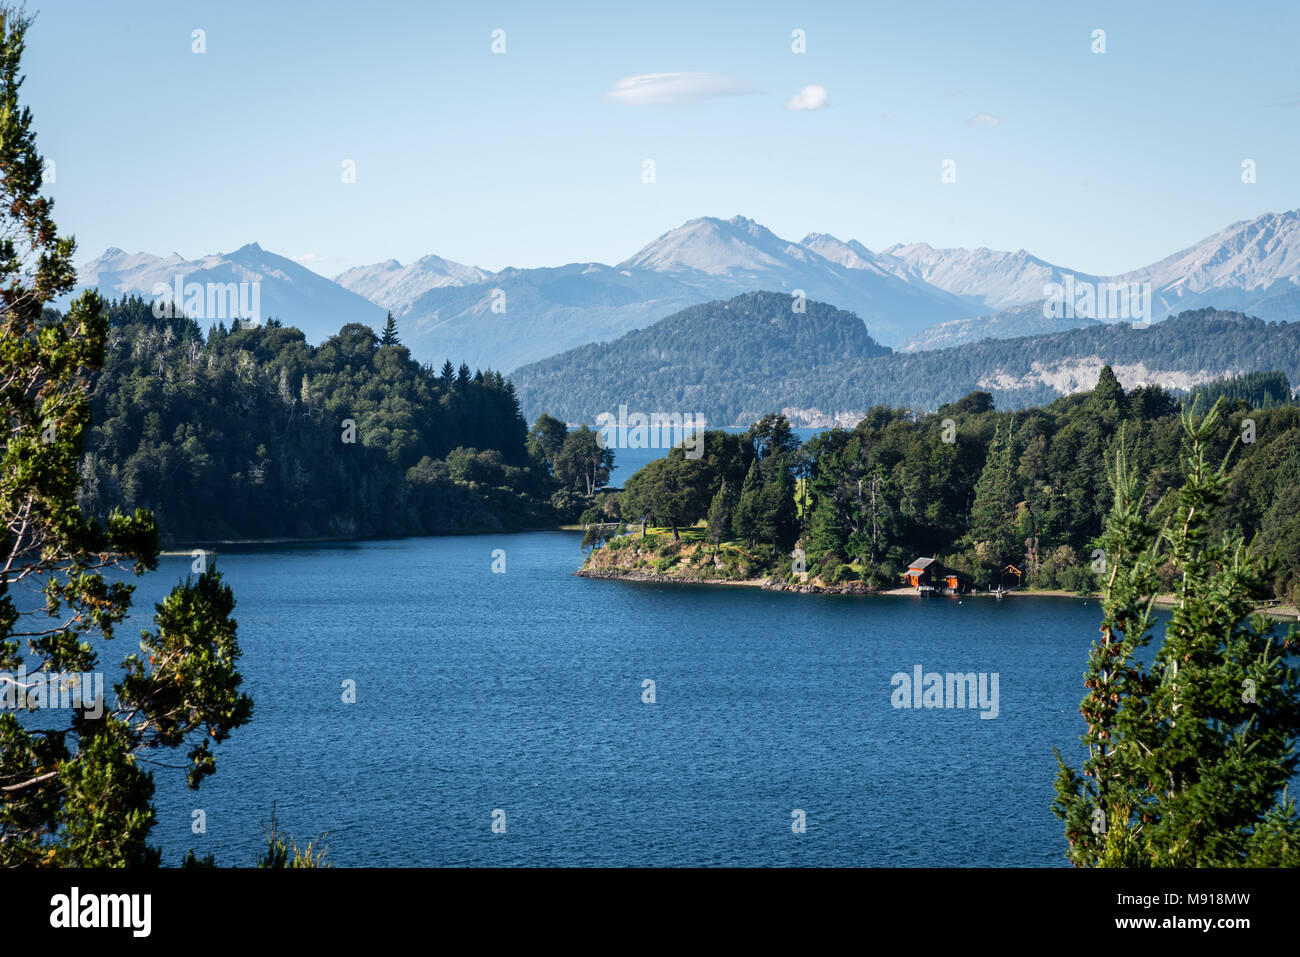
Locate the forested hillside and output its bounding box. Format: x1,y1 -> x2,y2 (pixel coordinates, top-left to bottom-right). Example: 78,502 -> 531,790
72,297 -> 601,544
513,291 -> 891,425
514,294 -> 1300,424
1187,370 -> 1295,409
581,369 -> 1300,606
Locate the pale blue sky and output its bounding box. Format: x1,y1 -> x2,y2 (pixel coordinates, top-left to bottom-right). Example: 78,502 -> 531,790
24,0 -> 1300,276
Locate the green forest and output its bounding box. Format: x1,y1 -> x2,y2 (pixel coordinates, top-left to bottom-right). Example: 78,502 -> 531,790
513,291 -> 1300,425
70,296 -> 612,544
582,367 -> 1300,606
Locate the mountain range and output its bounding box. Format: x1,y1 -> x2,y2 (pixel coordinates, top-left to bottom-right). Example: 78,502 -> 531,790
73,242 -> 384,342
511,293 -> 1300,426
74,210 -> 1300,372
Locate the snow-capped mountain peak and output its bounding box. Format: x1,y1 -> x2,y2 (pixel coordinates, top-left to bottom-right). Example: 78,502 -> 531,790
876,242 -> 1097,311
74,209 -> 1300,370
333,254 -> 493,313
74,243 -> 383,341
617,215 -> 796,275
1121,209 -> 1300,298
800,233 -> 879,271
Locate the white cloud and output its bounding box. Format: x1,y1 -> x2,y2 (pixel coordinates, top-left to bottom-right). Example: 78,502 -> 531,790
603,72 -> 755,106
784,84 -> 828,111
966,112 -> 1000,127
291,253 -> 330,265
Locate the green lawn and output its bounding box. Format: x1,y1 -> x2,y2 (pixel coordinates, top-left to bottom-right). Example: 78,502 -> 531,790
636,523 -> 707,542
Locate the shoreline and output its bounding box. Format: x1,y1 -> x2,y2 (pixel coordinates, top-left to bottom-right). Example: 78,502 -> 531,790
158,525 -> 580,556
576,567 -> 768,588
160,535 -> 359,555
576,568 -> 1300,619
152,532 -> 1296,621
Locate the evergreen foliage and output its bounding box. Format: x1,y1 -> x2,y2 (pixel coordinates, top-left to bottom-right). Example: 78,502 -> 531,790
514,292 -> 1300,425
73,296 -> 560,542
0,8 -> 250,865
1052,404 -> 1300,866
594,368 -> 1300,600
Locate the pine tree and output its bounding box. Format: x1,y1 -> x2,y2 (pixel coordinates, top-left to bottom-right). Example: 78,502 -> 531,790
705,479 -> 734,545
965,420 -> 1019,580
439,359 -> 455,387
759,455 -> 800,550
379,311 -> 399,346
1090,364 -> 1125,419
1053,405 -> 1300,866
731,459 -> 764,547
1051,424 -> 1163,865
0,7 -> 251,865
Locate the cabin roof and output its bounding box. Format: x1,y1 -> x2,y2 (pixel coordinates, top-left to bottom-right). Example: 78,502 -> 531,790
907,557 -> 936,570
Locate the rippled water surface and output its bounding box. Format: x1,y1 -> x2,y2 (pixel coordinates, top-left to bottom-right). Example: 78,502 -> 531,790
106,532 -> 1128,866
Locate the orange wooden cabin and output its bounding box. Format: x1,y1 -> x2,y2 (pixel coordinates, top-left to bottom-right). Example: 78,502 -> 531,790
905,556 -> 973,594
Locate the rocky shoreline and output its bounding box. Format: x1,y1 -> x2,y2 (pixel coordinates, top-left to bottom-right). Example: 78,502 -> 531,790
575,566 -> 878,594
576,567 -> 764,587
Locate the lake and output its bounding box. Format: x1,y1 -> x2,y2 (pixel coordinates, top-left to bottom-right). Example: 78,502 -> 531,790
114,530 -> 1117,867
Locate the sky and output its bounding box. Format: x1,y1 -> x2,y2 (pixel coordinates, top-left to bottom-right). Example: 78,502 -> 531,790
23,0 -> 1300,277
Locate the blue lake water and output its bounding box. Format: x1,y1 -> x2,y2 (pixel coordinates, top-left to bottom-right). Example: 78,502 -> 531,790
102,530 -> 1128,867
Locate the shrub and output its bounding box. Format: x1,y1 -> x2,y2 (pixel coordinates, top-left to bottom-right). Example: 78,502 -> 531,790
862,561 -> 894,588
1058,564 -> 1096,595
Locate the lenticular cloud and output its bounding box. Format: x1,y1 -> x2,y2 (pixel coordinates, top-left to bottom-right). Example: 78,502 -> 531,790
604,72 -> 756,106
